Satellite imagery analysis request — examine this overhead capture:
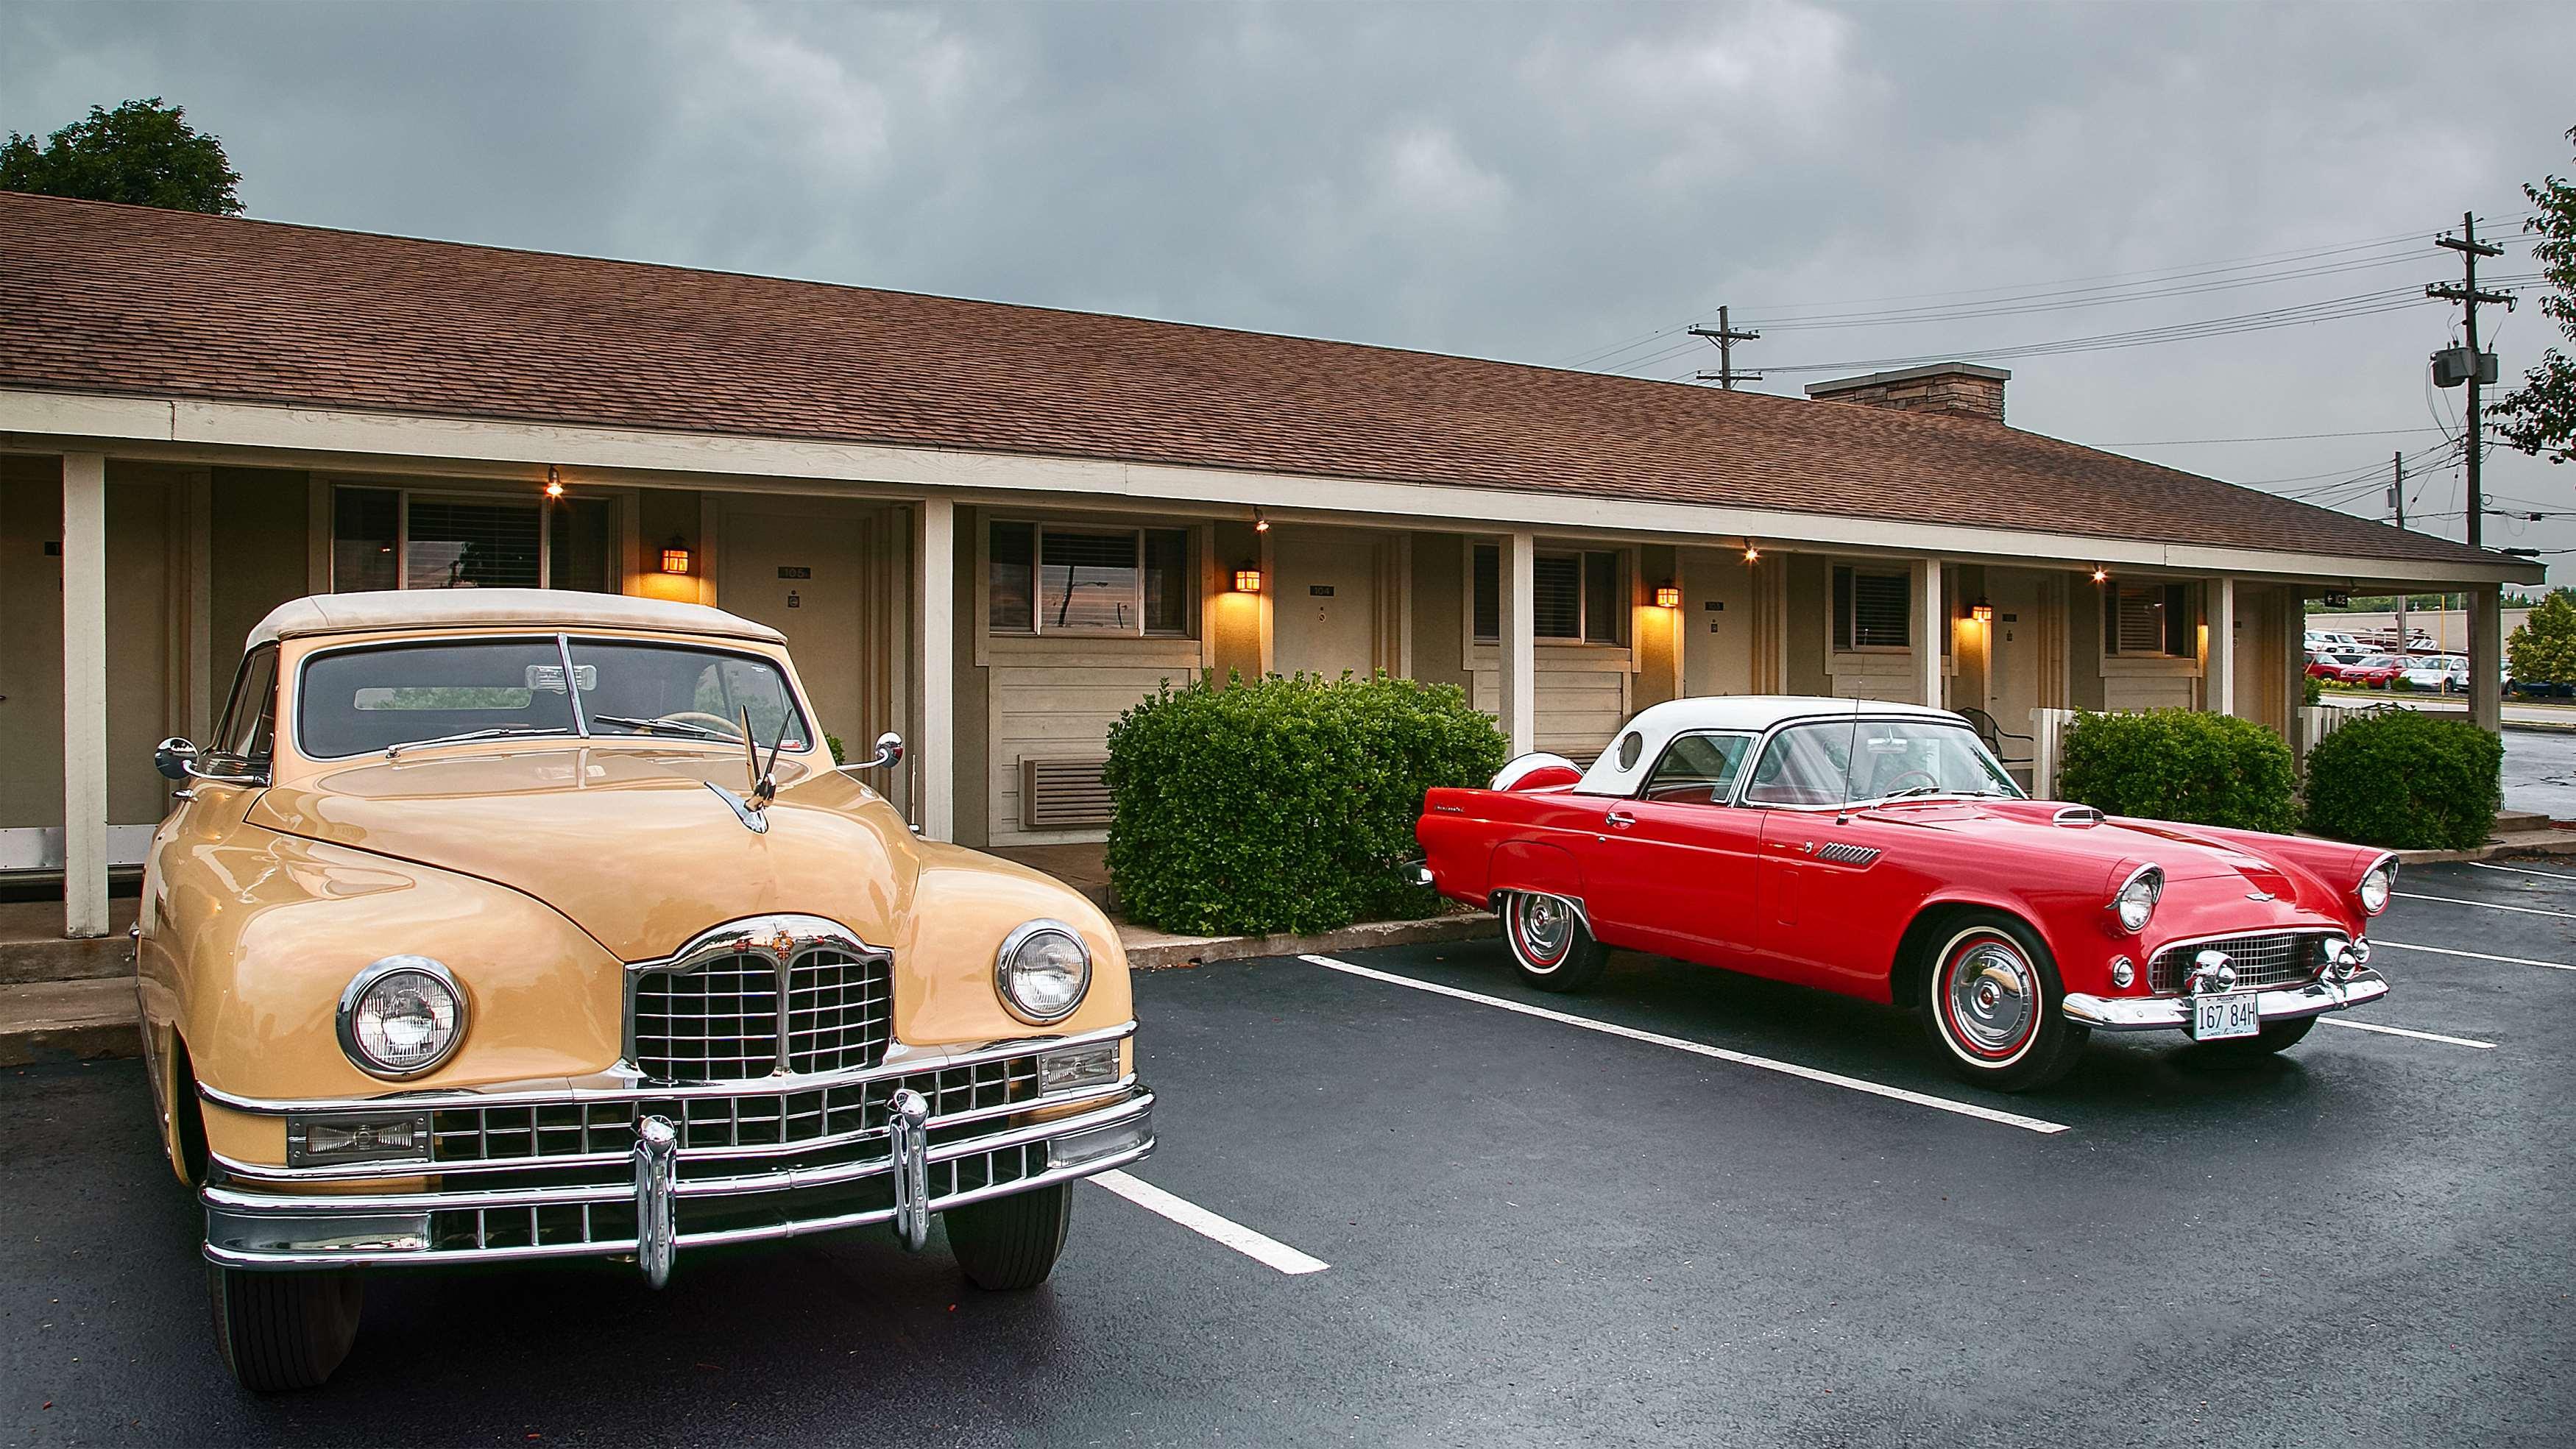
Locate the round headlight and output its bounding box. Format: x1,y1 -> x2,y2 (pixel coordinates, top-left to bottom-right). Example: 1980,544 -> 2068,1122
2112,866 -> 2162,935
2358,859 -> 2396,916
336,956 -> 467,1079
995,920 -> 1091,1025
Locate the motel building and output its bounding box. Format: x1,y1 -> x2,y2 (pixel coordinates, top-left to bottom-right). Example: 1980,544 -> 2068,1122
0,192 -> 2540,940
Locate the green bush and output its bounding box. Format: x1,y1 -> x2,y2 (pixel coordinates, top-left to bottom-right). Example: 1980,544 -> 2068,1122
2056,708 -> 2300,832
2303,674 -> 2324,706
2303,709 -> 2502,851
1104,671 -> 1507,936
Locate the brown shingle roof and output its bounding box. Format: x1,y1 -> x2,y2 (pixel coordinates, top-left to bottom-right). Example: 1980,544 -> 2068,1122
0,191 -> 2499,568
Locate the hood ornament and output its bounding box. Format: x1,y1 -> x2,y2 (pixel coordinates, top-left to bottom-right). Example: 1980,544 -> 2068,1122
703,706 -> 793,835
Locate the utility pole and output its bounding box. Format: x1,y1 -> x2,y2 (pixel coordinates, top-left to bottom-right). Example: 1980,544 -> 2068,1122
2427,212 -> 2513,551
1689,306 -> 1762,390
2389,450 -> 2410,656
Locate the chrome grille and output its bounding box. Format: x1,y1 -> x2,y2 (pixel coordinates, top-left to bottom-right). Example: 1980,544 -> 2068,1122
630,947 -> 892,1085
2148,932 -> 2319,993
428,1056 -> 1041,1166
786,950 -> 893,1074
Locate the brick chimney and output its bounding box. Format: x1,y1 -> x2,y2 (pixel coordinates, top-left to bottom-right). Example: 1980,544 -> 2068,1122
1803,363 -> 2009,422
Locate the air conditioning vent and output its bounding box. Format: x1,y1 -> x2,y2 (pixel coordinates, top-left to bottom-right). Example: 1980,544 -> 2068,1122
1019,756 -> 1114,830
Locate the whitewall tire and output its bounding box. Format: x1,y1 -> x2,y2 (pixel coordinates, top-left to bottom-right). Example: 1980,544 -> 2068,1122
1501,891 -> 1610,991
1919,915 -> 2087,1092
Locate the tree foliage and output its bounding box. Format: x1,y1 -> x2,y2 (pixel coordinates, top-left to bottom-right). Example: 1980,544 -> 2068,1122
2496,124 -> 2576,464
2507,589 -> 2576,684
0,98 -> 242,215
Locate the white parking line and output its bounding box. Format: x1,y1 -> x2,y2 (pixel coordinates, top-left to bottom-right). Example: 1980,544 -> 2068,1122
1088,1169 -> 1330,1275
1300,953 -> 2071,1136
2372,939 -> 2576,974
2318,1018 -> 2496,1049
2467,860 -> 2576,884
2393,890 -> 2576,921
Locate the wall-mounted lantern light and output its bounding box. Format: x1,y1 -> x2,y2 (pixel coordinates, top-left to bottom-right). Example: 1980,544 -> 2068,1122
1234,564 -> 1263,593
1971,598 -> 1993,624
2090,566 -> 2109,584
545,464 -> 566,500
1742,540 -> 1762,564
661,536 -> 693,575
1655,582 -> 1682,609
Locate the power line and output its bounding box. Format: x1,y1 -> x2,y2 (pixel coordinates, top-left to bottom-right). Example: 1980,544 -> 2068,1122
1551,204 -> 2538,370
2097,425 -> 2449,447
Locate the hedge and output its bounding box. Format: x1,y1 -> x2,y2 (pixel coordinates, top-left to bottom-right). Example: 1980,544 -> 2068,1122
1104,671 -> 1507,936
2056,708 -> 2300,833
2303,709 -> 2502,851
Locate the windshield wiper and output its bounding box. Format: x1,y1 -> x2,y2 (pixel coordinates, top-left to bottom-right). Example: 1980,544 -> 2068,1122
384,726 -> 568,759
589,714 -> 741,742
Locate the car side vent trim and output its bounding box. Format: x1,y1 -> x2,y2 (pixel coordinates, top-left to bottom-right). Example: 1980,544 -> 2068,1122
1814,841 -> 1882,867
1019,756 -> 1115,830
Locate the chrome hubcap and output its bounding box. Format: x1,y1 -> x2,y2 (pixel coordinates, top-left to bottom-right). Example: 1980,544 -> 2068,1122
1517,895 -> 1573,965
1946,941 -> 2035,1055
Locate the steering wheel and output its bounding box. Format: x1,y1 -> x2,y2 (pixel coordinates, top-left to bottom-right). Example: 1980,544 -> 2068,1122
654,711 -> 745,738
1880,768 -> 1940,797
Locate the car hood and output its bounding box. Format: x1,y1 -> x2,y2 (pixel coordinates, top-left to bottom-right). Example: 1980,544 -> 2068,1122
1861,798 -> 2300,892
247,744 -> 919,961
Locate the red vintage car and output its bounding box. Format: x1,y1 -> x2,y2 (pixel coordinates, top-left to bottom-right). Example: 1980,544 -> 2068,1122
1415,698 -> 2395,1091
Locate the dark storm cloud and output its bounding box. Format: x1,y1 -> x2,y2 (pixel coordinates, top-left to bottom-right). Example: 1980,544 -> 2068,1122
6,1 -> 2572,569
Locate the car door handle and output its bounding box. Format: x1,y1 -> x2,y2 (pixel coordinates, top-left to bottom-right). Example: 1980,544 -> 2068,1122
1604,809 -> 1636,829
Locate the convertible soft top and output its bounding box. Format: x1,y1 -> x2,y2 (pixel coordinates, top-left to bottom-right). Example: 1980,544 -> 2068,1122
1571,695 -> 1966,797
245,589 -> 787,651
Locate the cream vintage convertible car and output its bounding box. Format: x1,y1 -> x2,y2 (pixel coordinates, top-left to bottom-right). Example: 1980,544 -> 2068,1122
137,591 -> 1153,1390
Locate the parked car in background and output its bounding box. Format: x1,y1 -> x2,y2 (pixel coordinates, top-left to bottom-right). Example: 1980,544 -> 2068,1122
2399,656 -> 2469,692
1415,698 -> 2396,1094
138,591 -> 1153,1391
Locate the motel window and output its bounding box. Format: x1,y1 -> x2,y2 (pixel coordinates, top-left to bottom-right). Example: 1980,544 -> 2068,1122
331,486 -> 614,593
988,521 -> 1192,637
1473,545 -> 1624,644
2104,581 -> 2193,658
1833,565 -> 1911,652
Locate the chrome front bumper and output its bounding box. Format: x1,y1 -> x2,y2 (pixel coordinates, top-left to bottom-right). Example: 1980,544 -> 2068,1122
2062,968 -> 2389,1032
198,1023 -> 1153,1277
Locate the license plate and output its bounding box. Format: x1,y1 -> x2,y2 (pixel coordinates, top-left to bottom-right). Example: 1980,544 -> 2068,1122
2192,992 -> 2261,1041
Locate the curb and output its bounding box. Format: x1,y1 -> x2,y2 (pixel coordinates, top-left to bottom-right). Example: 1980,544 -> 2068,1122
0,977 -> 141,1067
1121,913 -> 1498,971
2391,831 -> 2576,866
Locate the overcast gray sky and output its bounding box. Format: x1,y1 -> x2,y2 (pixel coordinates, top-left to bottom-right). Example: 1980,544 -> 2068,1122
7,1 -> 2572,584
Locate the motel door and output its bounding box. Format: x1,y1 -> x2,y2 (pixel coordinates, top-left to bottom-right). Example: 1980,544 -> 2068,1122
1984,570 -> 2047,787
1270,526 -> 1381,681
721,506 -> 865,750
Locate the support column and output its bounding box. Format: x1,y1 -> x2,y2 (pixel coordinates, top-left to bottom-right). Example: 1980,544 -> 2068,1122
1500,531 -> 1536,756
2469,584 -> 2503,734
1916,557 -> 1943,709
2208,577 -> 2237,717
913,498 -> 956,842
61,453 -> 110,939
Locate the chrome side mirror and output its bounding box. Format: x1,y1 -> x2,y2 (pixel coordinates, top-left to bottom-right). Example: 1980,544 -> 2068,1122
864,731 -> 904,770
155,738 -> 197,782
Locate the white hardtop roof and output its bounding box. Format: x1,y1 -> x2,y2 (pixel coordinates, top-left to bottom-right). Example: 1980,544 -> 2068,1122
1574,695 -> 1967,796
247,589 -> 786,651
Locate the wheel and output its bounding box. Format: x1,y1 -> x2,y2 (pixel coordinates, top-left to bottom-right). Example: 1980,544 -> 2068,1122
206,1264 -> 364,1392
1501,890 -> 1610,991
1918,915 -> 2088,1092
946,1183 -> 1071,1291
2196,1015 -> 2317,1060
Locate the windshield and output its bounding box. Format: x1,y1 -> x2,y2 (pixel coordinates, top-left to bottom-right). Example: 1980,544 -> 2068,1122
1741,719 -> 2022,807
297,636 -> 812,759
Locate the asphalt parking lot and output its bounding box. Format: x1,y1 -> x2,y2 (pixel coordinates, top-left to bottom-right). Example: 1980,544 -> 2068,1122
7,859 -> 2572,1447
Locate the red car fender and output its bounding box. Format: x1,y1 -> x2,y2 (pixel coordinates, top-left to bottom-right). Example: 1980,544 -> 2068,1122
1886,886 -> 2074,1006
1487,840 -> 1583,907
